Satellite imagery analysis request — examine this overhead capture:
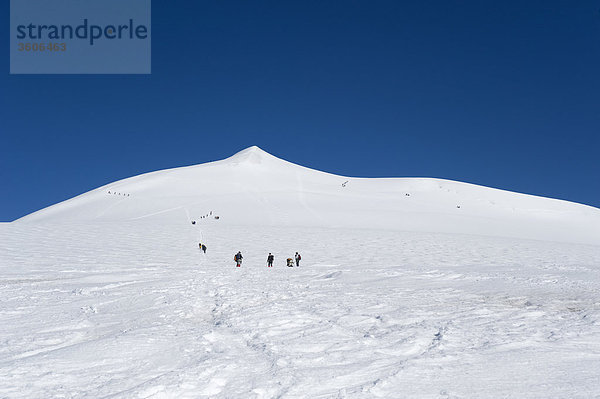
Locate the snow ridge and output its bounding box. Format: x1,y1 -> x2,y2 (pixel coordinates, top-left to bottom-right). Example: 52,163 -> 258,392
15,146 -> 600,245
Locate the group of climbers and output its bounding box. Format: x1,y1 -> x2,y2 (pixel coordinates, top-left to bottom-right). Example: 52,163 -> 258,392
194,229 -> 301,268
269,252 -> 301,268
233,251 -> 301,268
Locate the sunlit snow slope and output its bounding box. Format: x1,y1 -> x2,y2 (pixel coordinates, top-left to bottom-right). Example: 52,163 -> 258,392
16,146 -> 600,245
3,147 -> 600,398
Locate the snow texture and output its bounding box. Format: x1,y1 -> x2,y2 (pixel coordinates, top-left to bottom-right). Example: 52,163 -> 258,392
2,146 -> 600,398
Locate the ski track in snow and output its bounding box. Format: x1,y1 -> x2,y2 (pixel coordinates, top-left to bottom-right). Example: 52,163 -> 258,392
1,222 -> 600,398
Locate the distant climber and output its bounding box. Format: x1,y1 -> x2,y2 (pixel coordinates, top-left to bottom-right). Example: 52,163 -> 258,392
201,244 -> 207,253
295,252 -> 301,267
286,258 -> 294,267
192,221 -> 196,225
267,253 -> 274,267
234,251 -> 243,267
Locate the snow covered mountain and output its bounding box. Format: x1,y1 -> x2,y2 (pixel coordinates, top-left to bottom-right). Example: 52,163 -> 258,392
16,146 -> 600,245
3,146 -> 600,398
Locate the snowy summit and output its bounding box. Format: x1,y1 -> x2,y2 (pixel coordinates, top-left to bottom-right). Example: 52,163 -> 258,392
16,145 -> 600,245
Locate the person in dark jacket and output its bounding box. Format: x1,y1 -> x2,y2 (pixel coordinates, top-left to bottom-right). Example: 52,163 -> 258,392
234,251 -> 243,267
295,252 -> 301,267
267,253 -> 274,267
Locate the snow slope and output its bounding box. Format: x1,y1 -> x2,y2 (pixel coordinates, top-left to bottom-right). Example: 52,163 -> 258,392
15,146 -> 600,245
1,222 -> 600,398
2,147 -> 600,398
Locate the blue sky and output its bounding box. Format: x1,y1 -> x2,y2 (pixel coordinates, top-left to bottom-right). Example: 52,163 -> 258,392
1,1 -> 599,222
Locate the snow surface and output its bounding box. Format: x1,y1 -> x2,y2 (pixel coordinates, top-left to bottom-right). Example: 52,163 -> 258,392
2,146 -> 600,398
16,146 -> 600,245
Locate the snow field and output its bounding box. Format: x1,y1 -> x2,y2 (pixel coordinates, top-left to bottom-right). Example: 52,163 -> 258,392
1,221 -> 600,398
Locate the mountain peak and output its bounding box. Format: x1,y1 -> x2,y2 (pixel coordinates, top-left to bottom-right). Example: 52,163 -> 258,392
14,144 -> 600,245
234,145 -> 267,155
226,146 -> 280,165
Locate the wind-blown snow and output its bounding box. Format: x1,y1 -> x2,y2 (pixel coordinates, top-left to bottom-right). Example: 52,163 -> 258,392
2,222 -> 600,398
2,146 -> 600,398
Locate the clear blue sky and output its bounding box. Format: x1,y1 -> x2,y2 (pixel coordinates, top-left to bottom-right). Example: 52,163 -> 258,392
1,1 -> 599,222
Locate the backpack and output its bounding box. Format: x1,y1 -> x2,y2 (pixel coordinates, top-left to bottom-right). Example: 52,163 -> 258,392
297,254 -> 301,260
